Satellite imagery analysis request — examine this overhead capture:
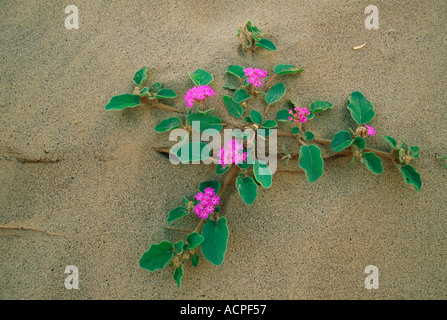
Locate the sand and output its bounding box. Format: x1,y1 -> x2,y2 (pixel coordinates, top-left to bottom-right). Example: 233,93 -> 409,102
0,0 -> 446,299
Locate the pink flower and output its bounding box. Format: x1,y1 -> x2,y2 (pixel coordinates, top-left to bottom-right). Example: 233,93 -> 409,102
288,106 -> 310,124
218,139 -> 247,167
365,125 -> 376,136
244,67 -> 268,88
184,85 -> 216,108
193,188 -> 220,220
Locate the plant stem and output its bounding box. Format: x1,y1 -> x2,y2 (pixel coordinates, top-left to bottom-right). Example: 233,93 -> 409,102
275,169 -> 304,174
264,74 -> 277,92
142,98 -> 183,113
222,121 -> 245,130
363,147 -> 395,160
237,35 -> 250,51
264,104 -> 271,117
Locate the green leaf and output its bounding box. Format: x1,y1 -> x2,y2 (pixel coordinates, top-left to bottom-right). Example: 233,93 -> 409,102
277,109 -> 292,123
223,95 -> 244,118
227,65 -> 245,79
253,160 -> 272,188
347,91 -> 375,125
139,87 -> 149,96
223,82 -> 239,90
361,152 -> 383,174
173,266 -> 183,288
174,240 -> 184,253
382,135 -> 397,149
304,131 -> 315,141
399,165 -> 422,191
189,69 -> 213,86
133,67 -> 148,86
246,21 -> 263,37
250,110 -> 263,125
216,164 -> 231,175
235,174 -> 258,204
309,101 -> 333,113
155,88 -> 178,99
409,146 -> 420,159
265,83 -> 286,105
167,206 -> 189,223
201,217 -> 229,266
261,119 -> 278,129
105,94 -> 141,110
273,64 -> 304,75
191,253 -> 199,267
243,116 -> 252,123
154,117 -> 182,133
299,144 -> 324,183
175,142 -> 211,163
199,181 -> 221,194
352,136 -> 366,149
233,89 -> 252,103
255,38 -> 277,51
139,241 -> 174,272
186,113 -> 223,133
307,112 -> 315,120
331,131 -> 354,152
291,127 -> 300,135
150,82 -> 162,93
236,153 -> 254,169
186,232 -> 205,250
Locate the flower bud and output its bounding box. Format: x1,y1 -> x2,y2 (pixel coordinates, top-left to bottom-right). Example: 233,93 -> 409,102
355,126 -> 368,138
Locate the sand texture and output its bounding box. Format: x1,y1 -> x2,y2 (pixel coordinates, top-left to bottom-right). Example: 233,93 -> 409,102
1,0 -> 446,299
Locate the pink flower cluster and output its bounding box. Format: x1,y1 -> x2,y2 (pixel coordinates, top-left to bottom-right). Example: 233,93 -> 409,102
194,187 -> 220,219
244,68 -> 268,88
184,85 -> 216,108
365,125 -> 376,136
218,139 -> 247,167
288,106 -> 310,124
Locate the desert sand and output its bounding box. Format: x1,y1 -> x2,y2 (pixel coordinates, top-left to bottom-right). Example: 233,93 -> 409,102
1,0 -> 446,299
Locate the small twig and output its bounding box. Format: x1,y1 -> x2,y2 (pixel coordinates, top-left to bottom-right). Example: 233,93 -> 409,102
435,153 -> 447,169
15,157 -> 61,164
0,225 -> 61,237
153,147 -> 172,154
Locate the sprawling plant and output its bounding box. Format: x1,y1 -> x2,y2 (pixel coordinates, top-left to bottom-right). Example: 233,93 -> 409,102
105,22 -> 423,288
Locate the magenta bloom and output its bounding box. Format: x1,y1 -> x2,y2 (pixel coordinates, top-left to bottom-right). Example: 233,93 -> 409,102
184,85 -> 216,108
218,139 -> 247,167
288,106 -> 310,124
244,67 -> 268,88
193,188 -> 220,219
365,125 -> 376,136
